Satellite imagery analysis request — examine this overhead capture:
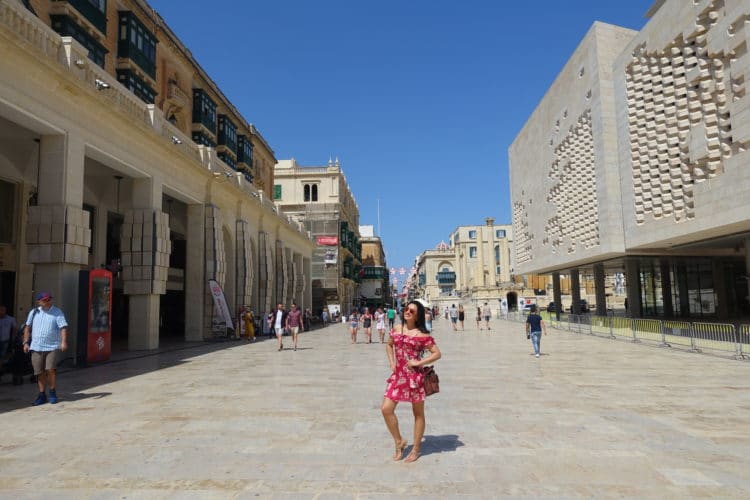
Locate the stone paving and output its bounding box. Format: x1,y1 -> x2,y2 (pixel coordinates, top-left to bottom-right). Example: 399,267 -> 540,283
1,315 -> 750,498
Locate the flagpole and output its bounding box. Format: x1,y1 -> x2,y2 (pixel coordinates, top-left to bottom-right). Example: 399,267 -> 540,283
377,198 -> 381,237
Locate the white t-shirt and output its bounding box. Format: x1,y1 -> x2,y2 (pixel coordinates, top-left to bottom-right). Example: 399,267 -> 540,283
274,311 -> 283,330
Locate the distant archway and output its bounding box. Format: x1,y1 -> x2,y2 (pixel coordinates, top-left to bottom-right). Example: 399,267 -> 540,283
506,291 -> 518,311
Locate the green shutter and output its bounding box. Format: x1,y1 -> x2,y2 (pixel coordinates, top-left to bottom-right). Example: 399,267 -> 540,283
273,184 -> 282,200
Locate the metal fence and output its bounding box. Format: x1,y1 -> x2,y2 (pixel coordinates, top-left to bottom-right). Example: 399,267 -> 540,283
504,311 -> 749,360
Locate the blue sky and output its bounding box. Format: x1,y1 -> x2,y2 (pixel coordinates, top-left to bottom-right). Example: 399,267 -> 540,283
149,0 -> 653,279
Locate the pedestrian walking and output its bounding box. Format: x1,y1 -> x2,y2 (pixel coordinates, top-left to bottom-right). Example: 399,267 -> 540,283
0,304 -> 16,361
449,304 -> 458,331
242,307 -> 255,342
375,307 -> 387,343
387,306 -> 396,330
476,306 -> 482,330
321,308 -> 329,325
285,303 -> 304,351
381,300 -> 442,463
425,307 -> 432,332
349,310 -> 360,343
458,304 -> 465,330
271,303 -> 288,351
482,302 -> 492,330
23,292 -> 69,406
525,305 -> 547,358
444,306 -> 449,320
362,308 -> 374,343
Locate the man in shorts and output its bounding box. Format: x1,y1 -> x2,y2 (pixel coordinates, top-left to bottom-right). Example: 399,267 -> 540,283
23,292 -> 68,406
449,304 -> 458,331
482,302 -> 492,330
271,303 -> 288,351
285,303 -> 304,351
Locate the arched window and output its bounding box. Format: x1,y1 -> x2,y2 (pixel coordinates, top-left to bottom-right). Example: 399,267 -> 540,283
311,184 -> 318,201
304,184 -> 310,202
495,245 -> 500,263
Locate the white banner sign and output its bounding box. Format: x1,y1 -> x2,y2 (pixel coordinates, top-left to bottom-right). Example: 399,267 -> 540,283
208,279 -> 234,330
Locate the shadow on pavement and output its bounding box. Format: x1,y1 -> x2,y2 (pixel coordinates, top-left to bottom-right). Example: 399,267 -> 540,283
0,328 -> 332,413
419,434 -> 464,457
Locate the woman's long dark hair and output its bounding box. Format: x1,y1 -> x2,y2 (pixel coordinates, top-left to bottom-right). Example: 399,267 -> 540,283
402,300 -> 430,334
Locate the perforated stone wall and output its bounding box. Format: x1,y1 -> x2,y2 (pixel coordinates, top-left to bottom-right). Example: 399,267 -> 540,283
512,200 -> 532,266
544,110 -> 600,254
625,0 -> 749,224
26,205 -> 91,265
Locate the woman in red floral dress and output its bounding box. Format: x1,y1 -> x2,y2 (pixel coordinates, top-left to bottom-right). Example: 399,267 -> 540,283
381,300 -> 441,463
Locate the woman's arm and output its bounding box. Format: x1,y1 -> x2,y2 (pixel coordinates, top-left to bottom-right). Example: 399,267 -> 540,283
385,337 -> 396,370
409,344 -> 441,368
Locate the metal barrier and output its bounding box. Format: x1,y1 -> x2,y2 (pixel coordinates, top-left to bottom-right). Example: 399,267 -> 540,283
740,324 -> 750,358
691,322 -> 739,357
496,313 -> 748,361
610,316 -> 633,341
632,318 -> 664,345
589,315 -> 613,338
661,320 -> 694,351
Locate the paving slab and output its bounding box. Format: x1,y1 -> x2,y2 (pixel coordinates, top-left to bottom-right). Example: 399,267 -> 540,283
1,316 -> 749,498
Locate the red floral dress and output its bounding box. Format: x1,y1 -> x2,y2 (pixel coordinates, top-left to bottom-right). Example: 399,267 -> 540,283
384,332 -> 436,402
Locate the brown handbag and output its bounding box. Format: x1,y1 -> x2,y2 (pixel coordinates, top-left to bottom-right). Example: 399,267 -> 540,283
423,365 -> 439,396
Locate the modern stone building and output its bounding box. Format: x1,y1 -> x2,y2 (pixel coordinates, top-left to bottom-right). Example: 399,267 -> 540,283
510,1 -> 750,320
273,158 -> 361,314
0,0 -> 313,358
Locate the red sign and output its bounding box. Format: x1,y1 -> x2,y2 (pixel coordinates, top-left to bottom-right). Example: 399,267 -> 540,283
316,236 -> 339,246
86,269 -> 112,363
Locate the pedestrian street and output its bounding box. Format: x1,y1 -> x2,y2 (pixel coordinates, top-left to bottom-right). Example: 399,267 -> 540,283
1,314 -> 749,498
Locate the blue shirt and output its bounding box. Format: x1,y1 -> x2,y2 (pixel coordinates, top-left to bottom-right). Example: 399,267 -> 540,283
26,306 -> 68,352
526,314 -> 543,333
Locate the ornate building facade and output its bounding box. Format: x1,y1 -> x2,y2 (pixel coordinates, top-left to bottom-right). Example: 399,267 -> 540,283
273,158 -> 361,314
0,0 -> 313,358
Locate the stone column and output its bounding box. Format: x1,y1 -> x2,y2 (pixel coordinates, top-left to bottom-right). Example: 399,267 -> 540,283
745,238 -> 750,315
660,259 -> 674,317
712,260 -> 728,320
184,204 -> 205,341
203,205 -> 226,335
625,259 -> 642,318
303,257 -> 311,311
475,229 -> 485,288
593,263 -> 607,316
552,272 -> 562,320
121,177 -> 169,350
570,268 -> 581,315
235,220 -> 253,312
27,134 -> 89,361
487,225 -> 497,287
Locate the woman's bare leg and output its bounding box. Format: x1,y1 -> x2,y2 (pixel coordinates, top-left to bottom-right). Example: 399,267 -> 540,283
405,401 -> 425,462
381,397 -> 406,460
366,327 -> 372,343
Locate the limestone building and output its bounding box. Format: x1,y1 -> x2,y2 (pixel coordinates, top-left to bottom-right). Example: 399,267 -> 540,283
449,218 -> 513,299
359,225 -> 390,308
509,1 -> 750,320
0,0 -> 313,358
273,158 -> 362,313
414,242 -> 456,306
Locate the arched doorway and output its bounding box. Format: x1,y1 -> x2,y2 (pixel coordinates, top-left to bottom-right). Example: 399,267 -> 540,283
506,291 -> 518,311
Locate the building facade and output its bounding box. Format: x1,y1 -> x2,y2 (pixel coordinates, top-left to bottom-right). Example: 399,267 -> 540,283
449,218 -> 514,299
414,242 -> 456,307
273,158 -> 362,314
359,225 -> 390,308
509,1 -> 750,320
0,0 -> 313,360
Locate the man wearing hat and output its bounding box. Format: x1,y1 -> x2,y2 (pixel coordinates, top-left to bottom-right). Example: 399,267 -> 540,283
22,292 -> 69,406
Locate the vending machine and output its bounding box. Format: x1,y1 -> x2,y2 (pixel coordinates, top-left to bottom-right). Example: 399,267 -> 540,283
77,269 -> 113,365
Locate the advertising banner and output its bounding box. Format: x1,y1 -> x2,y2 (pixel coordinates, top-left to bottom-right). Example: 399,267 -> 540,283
316,235 -> 339,246
209,279 -> 234,330
324,246 -> 338,265
87,269 -> 112,363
